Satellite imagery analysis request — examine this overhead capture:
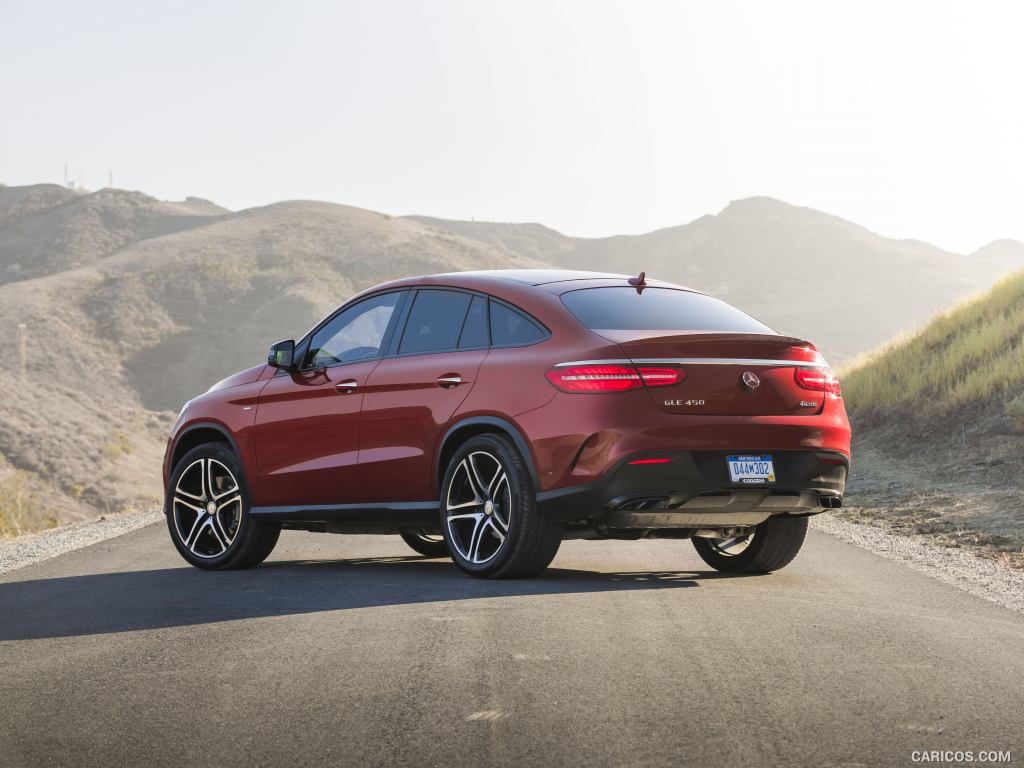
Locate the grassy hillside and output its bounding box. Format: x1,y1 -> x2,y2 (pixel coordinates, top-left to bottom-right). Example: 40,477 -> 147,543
411,198 -> 1024,363
841,272 -> 1024,565
844,270 -> 1024,422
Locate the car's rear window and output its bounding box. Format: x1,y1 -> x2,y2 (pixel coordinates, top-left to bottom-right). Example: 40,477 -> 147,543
561,287 -> 775,334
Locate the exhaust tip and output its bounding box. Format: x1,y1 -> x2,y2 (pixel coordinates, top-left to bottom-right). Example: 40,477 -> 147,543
818,495 -> 843,509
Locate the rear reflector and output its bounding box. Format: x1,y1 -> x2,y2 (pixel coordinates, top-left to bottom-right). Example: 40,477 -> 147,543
546,364 -> 685,393
628,458 -> 672,465
795,367 -> 842,398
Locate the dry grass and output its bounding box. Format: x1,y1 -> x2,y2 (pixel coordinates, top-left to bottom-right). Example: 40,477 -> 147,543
0,461 -> 56,537
101,430 -> 134,460
842,270 -> 1024,418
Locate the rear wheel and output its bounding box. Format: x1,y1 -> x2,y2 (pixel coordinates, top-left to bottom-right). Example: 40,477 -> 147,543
399,529 -> 450,558
692,516 -> 808,573
441,433 -> 561,579
165,443 -> 280,570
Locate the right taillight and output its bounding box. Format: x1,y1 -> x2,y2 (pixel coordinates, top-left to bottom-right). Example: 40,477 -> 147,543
795,367 -> 841,398
546,364 -> 684,393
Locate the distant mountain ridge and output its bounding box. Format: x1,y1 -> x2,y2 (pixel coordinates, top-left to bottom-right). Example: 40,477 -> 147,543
411,197 -> 1024,362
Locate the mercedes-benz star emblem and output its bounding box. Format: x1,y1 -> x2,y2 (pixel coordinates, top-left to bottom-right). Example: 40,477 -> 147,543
741,371 -> 761,390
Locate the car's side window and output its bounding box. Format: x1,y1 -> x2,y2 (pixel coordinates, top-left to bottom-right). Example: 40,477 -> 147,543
303,292 -> 402,369
458,295 -> 489,349
489,300 -> 547,347
398,289 -> 473,354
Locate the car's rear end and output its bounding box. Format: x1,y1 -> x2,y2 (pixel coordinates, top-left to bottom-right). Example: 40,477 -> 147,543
514,278 -> 850,569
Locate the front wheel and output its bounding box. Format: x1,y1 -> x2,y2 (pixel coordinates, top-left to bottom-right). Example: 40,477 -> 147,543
692,516 -> 808,574
440,433 -> 562,579
165,443 -> 280,570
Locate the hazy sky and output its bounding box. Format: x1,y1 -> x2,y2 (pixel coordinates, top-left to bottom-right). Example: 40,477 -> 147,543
2,0 -> 1022,252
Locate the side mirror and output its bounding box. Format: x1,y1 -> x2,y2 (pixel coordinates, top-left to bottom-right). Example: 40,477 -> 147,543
267,339 -> 296,370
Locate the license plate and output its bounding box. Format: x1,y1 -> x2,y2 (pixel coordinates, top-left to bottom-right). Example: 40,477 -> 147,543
727,455 -> 775,484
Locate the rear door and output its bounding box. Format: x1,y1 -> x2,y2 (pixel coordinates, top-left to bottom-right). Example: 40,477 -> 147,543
357,290 -> 488,502
253,291 -> 405,505
560,286 -> 828,416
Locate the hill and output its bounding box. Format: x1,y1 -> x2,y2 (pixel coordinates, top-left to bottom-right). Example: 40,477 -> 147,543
842,271 -> 1024,565
0,184 -> 227,284
0,187 -> 538,534
410,198 -> 1024,363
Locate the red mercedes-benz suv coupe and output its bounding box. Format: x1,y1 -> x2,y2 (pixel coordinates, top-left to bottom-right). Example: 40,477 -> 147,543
164,270 -> 851,578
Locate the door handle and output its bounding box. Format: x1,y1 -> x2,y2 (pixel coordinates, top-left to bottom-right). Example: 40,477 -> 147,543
436,374 -> 462,388
335,379 -> 358,394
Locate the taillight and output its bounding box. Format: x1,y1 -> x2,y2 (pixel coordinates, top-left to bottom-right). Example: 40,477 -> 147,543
795,367 -> 842,398
636,367 -> 683,388
546,364 -> 685,393
546,365 -> 642,392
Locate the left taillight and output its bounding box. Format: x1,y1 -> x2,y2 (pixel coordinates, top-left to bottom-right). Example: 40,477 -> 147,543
545,364 -> 683,393
795,367 -> 842,398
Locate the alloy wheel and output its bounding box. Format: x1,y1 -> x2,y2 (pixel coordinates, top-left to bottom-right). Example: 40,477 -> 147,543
445,451 -> 511,564
705,532 -> 754,557
172,458 -> 243,559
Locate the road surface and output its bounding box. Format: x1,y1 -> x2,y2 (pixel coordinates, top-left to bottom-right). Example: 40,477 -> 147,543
1,523 -> 1021,767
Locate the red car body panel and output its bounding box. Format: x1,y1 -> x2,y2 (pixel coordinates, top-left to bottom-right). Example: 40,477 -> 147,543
252,360 -> 378,505
358,349 -> 487,501
164,271 -> 851,522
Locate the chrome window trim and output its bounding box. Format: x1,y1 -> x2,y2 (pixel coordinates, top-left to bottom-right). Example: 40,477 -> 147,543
553,358 -> 829,368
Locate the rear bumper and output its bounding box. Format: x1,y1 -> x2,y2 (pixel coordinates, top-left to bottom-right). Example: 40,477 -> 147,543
536,449 -> 848,528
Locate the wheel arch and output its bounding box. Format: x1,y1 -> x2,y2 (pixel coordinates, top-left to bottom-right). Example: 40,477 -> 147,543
170,423 -> 241,477
435,416 -> 540,494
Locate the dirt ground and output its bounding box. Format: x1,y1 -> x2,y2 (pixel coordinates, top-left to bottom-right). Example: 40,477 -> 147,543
845,428 -> 1024,568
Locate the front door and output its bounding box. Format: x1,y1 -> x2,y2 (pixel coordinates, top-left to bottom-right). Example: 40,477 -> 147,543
253,291 -> 404,506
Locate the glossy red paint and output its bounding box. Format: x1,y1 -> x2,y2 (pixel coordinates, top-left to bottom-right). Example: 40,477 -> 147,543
253,360 -> 377,505
358,349 -> 486,501
163,270 -> 852,514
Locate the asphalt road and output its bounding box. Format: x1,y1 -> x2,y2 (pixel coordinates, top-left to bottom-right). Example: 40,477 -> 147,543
1,523 -> 1021,768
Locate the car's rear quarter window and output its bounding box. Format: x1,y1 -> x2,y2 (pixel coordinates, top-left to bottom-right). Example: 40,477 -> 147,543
490,301 -> 547,346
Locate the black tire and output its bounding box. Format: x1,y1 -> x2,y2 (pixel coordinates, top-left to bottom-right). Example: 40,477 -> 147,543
399,529 -> 451,558
165,443 -> 280,570
440,433 -> 561,579
692,515 -> 808,574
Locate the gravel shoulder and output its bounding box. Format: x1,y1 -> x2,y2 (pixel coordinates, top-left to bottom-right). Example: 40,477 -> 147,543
0,508 -> 162,575
811,512 -> 1024,614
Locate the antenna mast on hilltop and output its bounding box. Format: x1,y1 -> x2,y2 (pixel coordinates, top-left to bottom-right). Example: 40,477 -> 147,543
64,164 -> 69,187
